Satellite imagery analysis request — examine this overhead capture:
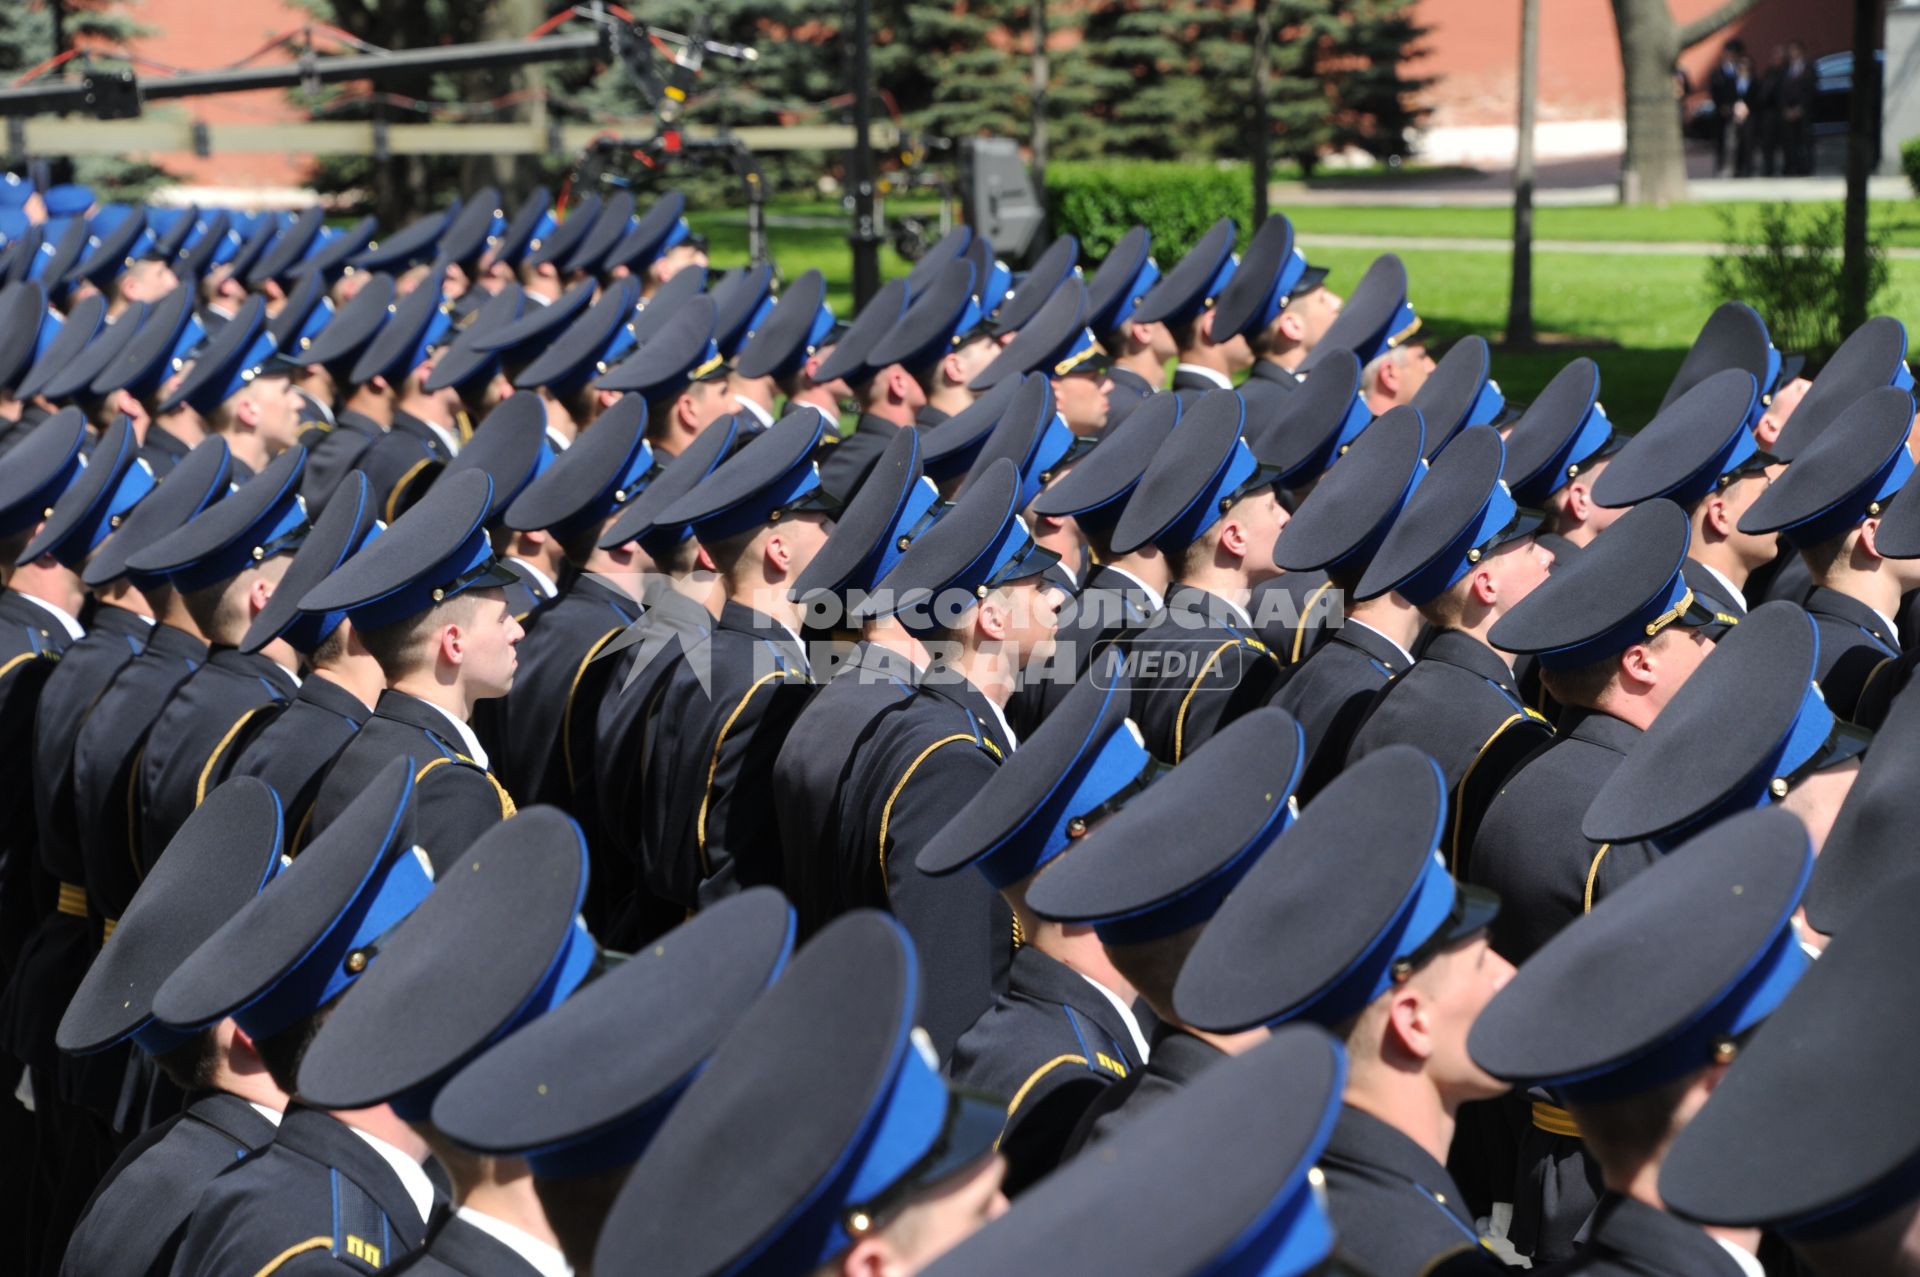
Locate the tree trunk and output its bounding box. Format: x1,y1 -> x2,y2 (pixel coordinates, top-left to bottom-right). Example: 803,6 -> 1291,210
1507,0 -> 1540,347
1841,0 -> 1880,332
1611,0 -> 1687,205
1251,0 -> 1273,226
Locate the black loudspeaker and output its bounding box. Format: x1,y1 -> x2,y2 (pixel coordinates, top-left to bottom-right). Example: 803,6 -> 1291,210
959,137 -> 1043,263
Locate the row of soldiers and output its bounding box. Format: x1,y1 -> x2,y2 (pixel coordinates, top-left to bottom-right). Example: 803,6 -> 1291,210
0,173 -> 1917,1277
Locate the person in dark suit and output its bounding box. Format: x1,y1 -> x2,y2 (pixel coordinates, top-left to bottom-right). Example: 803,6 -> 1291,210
1777,41 -> 1817,176
1174,746 -> 1513,1276
1029,708 -> 1308,1157
224,471 -> 385,838
298,470 -> 525,870
157,762 -> 442,1277
833,458 -> 1062,1053
1708,41 -> 1747,176
54,781 -> 291,1277
1105,390 -> 1288,763
1470,809 -> 1814,1277
637,411 -> 835,910
290,273 -> 405,517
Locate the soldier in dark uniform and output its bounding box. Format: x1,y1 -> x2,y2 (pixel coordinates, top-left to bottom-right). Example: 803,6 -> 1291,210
1737,386 -> 1918,721
811,277 -> 917,501
290,273 -> 403,517
1584,601 -> 1870,870
1175,745 -> 1513,1275
64,440 -> 233,1152
1081,225 -> 1168,431
266,273 -> 343,444
294,807 -> 599,1277
0,408 -> 89,1269
1469,501 -> 1719,1265
919,1025 -> 1355,1277
124,443 -> 305,859
918,669 -> 1162,1192
970,277 -> 1112,441
638,410 -> 836,909
508,275 -> 644,447
347,270 -> 465,522
962,373 -> 1087,580
731,267 -> 840,430
593,292 -> 738,458
918,376 -> 1025,496
1303,253 -> 1428,416
156,761 -> 441,1276
588,414 -> 744,945
1106,389 -> 1287,763
1231,348 -> 1373,660
1208,212 -> 1337,432
1128,218 -> 1243,404
1343,423 -> 1557,872
1026,707 -> 1306,1153
591,913 -> 1010,1277
1410,336 -> 1513,461
224,470 -> 385,837
987,233 -> 1077,343
867,257 -> 996,428
0,415 -> 158,1273
1660,865 -> 1920,1277
431,890 -> 794,1270
1591,368 -> 1776,626
1267,403 -> 1427,798
824,458 -> 1067,1052
54,781 -> 291,1277
1470,808 -> 1814,1277
84,284 -> 207,460
773,425 -> 945,937
298,469 -> 525,868
0,279 -> 62,425
428,392 -> 559,632
1753,315 -> 1911,614
1014,392 -> 1176,733
488,395 -> 653,928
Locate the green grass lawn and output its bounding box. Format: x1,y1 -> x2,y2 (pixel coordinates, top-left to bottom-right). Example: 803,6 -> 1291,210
1284,201 -> 1920,248
690,202 -> 1918,430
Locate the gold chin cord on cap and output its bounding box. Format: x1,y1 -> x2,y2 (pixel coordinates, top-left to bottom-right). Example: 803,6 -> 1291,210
1643,588 -> 1695,639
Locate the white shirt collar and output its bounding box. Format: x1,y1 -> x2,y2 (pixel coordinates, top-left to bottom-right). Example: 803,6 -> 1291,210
1713,1237 -> 1767,1277
1101,564 -> 1164,613
17,594 -> 84,641
420,698 -> 490,770
544,425 -> 572,453
734,394 -> 775,428
980,693 -> 1018,752
507,556 -> 559,600
456,1207 -> 574,1277
1348,618 -> 1415,666
1869,603 -> 1901,646
1205,590 -> 1253,629
1079,973 -> 1152,1063
421,417 -> 462,458
1174,362 -> 1233,390
349,1127 -> 435,1223
247,1101 -> 284,1127
1696,560 -> 1748,613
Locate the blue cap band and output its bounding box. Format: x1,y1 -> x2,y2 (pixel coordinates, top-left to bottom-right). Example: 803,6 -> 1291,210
1393,477 -> 1520,607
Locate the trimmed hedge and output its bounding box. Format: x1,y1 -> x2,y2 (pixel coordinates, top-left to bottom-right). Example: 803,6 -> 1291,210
1048,161 -> 1255,261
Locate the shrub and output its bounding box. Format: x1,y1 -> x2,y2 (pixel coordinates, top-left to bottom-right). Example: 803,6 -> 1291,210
1902,137 -> 1920,198
1705,202 -> 1889,363
1047,161 -> 1255,261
